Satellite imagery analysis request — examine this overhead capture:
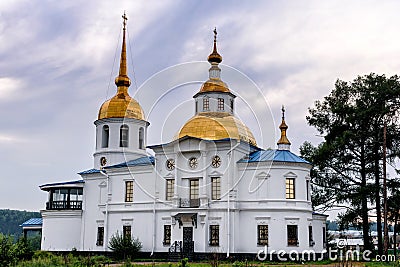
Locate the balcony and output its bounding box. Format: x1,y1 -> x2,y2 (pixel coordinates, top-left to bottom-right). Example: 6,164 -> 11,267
46,200 -> 82,210
179,198 -> 200,208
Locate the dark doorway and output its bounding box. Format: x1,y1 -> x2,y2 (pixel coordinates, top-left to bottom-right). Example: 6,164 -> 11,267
182,227 -> 194,257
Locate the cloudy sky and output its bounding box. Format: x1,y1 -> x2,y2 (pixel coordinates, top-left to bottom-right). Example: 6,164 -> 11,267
1,0 -> 400,211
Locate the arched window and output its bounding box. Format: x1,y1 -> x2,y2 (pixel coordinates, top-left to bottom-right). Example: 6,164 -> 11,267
101,125 -> 109,148
139,127 -> 144,149
120,125 -> 129,147
230,99 -> 234,112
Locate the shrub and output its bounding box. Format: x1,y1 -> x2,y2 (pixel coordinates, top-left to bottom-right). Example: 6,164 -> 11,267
13,237 -> 34,261
108,231 -> 142,260
0,234 -> 15,266
178,257 -> 189,267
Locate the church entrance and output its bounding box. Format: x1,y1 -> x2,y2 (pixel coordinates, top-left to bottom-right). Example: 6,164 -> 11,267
182,227 -> 194,257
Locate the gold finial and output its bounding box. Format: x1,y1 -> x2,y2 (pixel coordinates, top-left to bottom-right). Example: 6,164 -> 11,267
277,105 -> 291,147
208,27 -> 222,64
115,12 -> 131,89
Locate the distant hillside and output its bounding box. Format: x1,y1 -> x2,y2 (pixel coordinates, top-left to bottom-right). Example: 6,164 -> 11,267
0,209 -> 41,237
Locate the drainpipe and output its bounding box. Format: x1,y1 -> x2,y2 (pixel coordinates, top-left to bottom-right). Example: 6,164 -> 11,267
151,196 -> 156,256
100,169 -> 110,252
226,141 -> 240,258
151,158 -> 158,256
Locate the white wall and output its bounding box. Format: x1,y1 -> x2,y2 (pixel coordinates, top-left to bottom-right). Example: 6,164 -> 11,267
41,211 -> 82,251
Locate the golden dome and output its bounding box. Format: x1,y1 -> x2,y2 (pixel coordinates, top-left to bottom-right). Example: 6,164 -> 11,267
98,92 -> 144,120
199,79 -> 230,93
177,112 -> 257,146
98,13 -> 145,121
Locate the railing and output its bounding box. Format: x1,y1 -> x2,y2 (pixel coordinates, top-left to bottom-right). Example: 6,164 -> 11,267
179,198 -> 200,208
46,201 -> 82,210
169,241 -> 182,253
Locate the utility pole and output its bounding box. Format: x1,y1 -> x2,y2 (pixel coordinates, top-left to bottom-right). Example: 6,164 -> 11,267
383,120 -> 389,256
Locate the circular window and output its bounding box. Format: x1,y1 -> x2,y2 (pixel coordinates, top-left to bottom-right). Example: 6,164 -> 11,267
166,159 -> 175,171
188,157 -> 198,169
211,155 -> 221,168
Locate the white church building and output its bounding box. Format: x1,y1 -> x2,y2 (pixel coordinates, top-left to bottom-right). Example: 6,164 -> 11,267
40,16 -> 327,259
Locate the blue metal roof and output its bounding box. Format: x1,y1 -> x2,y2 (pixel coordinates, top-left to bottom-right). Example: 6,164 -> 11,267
107,156 -> 154,168
239,149 -> 310,164
78,156 -> 155,175
40,180 -> 84,188
20,218 -> 42,227
78,168 -> 100,175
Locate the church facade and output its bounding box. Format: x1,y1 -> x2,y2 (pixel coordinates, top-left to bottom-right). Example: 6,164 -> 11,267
40,17 -> 327,257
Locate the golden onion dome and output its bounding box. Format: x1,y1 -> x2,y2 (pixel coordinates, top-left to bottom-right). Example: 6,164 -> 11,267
176,112 -> 257,146
98,92 -> 144,120
199,79 -> 230,93
98,12 -> 145,121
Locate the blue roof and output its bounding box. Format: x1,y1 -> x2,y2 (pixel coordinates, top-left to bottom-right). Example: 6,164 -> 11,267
78,168 -> 100,175
239,149 -> 310,164
20,218 -> 42,227
40,180 -> 84,188
108,156 -> 154,168
78,156 -> 154,175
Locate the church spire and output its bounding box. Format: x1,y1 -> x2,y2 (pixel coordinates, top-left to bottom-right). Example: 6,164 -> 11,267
207,28 -> 223,80
115,12 -> 131,90
277,105 -> 291,150
207,28 -> 222,64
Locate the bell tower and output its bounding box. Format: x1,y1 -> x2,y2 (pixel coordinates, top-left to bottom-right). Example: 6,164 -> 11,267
93,13 -> 149,169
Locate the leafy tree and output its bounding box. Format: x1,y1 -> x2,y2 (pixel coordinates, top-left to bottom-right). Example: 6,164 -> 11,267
387,178 -> 400,256
0,234 -> 15,266
301,73 -> 400,251
108,231 -> 142,260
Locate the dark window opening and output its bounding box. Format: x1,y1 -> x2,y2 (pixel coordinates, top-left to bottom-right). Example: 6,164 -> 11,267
163,225 -> 171,245
120,125 -> 129,147
309,225 -> 314,246
139,127 -> 144,149
209,225 -> 219,246
123,225 -> 131,239
102,125 -> 109,148
287,225 -> 298,246
96,226 -> 104,246
257,225 -> 268,245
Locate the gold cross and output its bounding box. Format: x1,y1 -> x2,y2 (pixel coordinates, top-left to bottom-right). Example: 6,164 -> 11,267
282,105 -> 285,119
213,27 -> 217,41
122,12 -> 128,30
